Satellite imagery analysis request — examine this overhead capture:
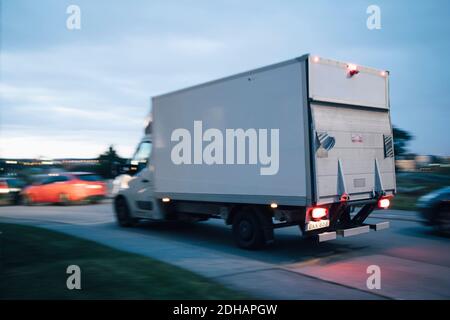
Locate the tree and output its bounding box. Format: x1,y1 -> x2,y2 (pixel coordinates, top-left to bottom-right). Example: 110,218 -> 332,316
392,126 -> 414,157
97,145 -> 125,178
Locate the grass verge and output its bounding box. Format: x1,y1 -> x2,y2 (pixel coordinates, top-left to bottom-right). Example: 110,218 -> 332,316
392,171 -> 450,211
0,223 -> 249,299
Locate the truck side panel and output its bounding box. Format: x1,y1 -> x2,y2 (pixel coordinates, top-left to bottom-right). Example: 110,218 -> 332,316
153,60 -> 310,205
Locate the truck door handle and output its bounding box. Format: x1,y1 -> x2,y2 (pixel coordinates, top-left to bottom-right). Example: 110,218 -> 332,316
141,179 -> 149,183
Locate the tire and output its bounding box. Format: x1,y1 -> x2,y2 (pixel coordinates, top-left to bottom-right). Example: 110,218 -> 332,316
58,193 -> 70,206
22,194 -> 34,206
435,204 -> 450,236
232,207 -> 266,250
12,193 -> 21,205
90,197 -> 102,205
115,197 -> 136,227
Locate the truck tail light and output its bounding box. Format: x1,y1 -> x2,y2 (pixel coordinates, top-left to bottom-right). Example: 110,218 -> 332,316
378,198 -> 390,209
347,64 -> 359,77
311,207 -> 328,220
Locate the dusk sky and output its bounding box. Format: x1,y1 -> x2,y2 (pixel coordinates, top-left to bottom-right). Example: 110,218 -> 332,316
1,0 -> 449,158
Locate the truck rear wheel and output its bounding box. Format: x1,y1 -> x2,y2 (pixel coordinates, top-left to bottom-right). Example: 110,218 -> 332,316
115,197 -> 136,227
232,207 -> 266,250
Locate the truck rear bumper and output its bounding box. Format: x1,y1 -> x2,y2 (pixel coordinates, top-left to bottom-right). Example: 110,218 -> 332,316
316,221 -> 389,242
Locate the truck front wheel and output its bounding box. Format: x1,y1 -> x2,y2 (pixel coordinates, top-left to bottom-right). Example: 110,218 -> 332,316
232,207 -> 266,250
115,197 -> 137,227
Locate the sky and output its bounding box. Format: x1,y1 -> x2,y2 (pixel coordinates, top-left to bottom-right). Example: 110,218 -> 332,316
0,0 -> 449,158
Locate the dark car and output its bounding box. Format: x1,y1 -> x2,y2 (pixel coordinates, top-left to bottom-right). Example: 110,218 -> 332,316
417,186 -> 450,235
0,177 -> 28,205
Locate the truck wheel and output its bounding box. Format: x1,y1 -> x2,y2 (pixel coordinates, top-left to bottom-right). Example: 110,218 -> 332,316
115,197 -> 136,227
232,207 -> 265,250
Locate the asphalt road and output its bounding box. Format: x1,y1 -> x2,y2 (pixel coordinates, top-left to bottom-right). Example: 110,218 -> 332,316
0,202 -> 449,300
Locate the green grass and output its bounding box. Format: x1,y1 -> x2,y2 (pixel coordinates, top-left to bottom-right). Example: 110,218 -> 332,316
392,170 -> 450,211
0,223 -> 249,300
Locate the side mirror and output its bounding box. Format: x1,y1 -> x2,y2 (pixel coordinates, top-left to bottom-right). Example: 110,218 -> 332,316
137,162 -> 147,173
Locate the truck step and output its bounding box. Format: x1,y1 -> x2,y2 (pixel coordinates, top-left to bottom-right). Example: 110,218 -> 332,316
317,231 -> 337,242
314,222 -> 388,243
367,221 -> 390,231
336,225 -> 370,237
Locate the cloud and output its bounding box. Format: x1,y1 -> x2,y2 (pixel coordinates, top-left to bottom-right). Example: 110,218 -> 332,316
1,0 -> 450,158
0,132 -> 135,159
0,32 -> 233,158
166,36 -> 226,55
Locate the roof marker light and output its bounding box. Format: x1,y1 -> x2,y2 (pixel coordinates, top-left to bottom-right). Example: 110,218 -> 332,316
347,64 -> 359,77
313,56 -> 320,63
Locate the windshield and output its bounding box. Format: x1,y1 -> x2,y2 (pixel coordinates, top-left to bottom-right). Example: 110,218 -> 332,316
133,141 -> 152,162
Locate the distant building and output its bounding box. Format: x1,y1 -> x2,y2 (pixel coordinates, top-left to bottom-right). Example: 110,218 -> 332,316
395,159 -> 416,172
415,155 -> 433,166
0,158 -> 100,176
438,156 -> 450,164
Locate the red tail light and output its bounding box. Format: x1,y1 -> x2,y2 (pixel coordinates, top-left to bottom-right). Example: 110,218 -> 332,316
0,181 -> 9,194
311,207 -> 328,220
378,198 -> 390,209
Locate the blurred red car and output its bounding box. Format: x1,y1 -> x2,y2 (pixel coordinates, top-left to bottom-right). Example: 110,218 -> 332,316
22,172 -> 106,205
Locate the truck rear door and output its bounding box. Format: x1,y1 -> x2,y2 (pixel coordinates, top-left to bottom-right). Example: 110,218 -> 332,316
308,56 -> 396,205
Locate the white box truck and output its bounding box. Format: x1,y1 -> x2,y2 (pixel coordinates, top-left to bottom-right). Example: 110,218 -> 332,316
114,54 -> 396,249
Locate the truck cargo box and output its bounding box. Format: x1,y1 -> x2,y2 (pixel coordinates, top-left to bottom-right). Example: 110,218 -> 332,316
152,54 -> 396,206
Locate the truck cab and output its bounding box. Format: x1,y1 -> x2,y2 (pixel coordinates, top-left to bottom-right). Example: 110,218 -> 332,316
114,133 -> 169,223
110,135 -> 152,196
